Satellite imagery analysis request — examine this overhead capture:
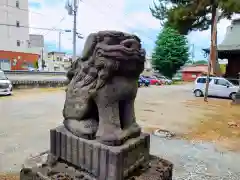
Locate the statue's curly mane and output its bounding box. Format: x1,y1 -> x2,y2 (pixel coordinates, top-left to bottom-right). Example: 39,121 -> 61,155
67,31 -> 145,95
63,31 -> 146,145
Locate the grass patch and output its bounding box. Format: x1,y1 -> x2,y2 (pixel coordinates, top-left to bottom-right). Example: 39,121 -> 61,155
38,87 -> 66,92
172,81 -> 191,85
0,173 -> 19,180
182,98 -> 240,151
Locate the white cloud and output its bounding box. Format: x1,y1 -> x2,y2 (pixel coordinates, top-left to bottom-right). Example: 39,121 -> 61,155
28,0 -> 160,54
29,0 -> 240,59
126,12 -> 160,30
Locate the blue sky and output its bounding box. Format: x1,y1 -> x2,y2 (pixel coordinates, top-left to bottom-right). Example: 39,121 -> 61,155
28,0 -> 236,60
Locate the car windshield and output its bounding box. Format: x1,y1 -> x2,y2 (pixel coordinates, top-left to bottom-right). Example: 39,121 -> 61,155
0,71 -> 7,80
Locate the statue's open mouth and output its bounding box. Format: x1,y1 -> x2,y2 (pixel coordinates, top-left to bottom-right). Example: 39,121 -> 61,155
94,38 -> 145,61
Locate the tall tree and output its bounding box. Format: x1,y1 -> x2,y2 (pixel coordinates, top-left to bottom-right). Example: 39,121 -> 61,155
34,61 -> 39,69
150,0 -> 240,35
152,26 -> 189,78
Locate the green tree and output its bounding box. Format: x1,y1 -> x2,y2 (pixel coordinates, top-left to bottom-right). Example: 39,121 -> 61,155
185,59 -> 208,65
34,61 -> 39,69
193,60 -> 208,65
152,26 -> 189,78
150,0 -> 240,35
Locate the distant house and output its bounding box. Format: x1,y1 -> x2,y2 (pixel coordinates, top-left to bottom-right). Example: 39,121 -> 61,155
180,64 -> 208,81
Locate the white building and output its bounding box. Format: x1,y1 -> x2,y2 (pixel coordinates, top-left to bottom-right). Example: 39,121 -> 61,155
0,0 -> 30,52
144,56 -> 152,70
46,51 -> 71,72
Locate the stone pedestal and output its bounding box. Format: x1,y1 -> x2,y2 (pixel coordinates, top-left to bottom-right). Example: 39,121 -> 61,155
50,126 -> 150,180
234,91 -> 240,104
20,126 -> 173,180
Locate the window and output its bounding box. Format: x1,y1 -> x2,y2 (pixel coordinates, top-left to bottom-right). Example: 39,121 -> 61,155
16,40 -> 20,46
16,21 -> 20,27
16,0 -> 19,8
214,79 -> 230,86
197,77 -> 212,83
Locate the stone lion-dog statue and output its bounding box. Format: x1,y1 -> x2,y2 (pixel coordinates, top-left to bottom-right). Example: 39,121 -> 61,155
63,30 -> 146,146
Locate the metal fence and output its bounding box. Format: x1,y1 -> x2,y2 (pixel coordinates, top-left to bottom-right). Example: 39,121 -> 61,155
227,78 -> 239,86
3,70 -> 66,76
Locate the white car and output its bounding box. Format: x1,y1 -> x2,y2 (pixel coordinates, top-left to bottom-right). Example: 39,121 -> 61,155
160,77 -> 173,85
0,70 -> 13,95
155,76 -> 173,85
193,76 -> 239,100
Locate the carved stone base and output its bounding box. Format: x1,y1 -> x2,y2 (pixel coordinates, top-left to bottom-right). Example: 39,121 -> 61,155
233,91 -> 240,104
20,155 -> 173,180
49,126 -> 150,180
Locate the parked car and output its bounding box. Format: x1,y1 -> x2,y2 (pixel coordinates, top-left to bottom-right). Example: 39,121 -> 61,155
0,70 -> 13,96
28,67 -> 39,71
138,76 -> 150,87
143,76 -> 163,85
157,76 -> 173,85
193,76 -> 239,100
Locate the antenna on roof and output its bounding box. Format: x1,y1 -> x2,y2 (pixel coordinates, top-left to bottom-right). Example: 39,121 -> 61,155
65,0 -> 73,15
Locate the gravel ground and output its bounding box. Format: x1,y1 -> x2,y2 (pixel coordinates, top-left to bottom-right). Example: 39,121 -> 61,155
0,85 -> 239,179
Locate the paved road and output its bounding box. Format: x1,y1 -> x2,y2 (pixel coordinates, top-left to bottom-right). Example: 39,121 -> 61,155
0,85 -> 239,179
6,74 -> 67,81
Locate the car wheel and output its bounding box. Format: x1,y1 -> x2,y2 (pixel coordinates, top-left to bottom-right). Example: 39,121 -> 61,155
155,82 -> 160,86
194,90 -> 203,97
230,92 -> 236,100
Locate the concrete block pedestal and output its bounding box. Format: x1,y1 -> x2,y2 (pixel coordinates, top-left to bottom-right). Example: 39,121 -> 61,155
20,126 -> 173,180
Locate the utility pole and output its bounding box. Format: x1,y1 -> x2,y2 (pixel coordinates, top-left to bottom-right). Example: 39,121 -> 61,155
204,1 -> 218,102
72,0 -> 77,62
59,31 -> 62,52
65,0 -> 79,62
58,29 -> 71,52
191,44 -> 195,64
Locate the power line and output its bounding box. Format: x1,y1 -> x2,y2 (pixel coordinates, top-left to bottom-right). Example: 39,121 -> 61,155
0,23 -> 66,31
82,0 -> 157,44
42,17 -> 66,36
0,3 -> 45,16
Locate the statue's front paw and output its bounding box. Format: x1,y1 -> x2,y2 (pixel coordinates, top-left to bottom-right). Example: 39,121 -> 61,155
96,129 -> 124,146
63,119 -> 98,139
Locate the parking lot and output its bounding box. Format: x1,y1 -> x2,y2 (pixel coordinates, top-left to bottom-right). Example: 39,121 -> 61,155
0,84 -> 240,179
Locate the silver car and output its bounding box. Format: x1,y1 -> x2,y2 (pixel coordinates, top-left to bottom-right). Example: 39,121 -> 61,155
0,70 -> 12,95
193,76 -> 238,100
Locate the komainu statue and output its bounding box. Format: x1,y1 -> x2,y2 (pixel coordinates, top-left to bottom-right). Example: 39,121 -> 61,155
63,31 -> 146,146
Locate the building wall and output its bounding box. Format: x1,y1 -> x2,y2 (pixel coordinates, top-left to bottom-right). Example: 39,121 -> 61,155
225,57 -> 240,78
0,50 -> 39,70
182,71 -> 203,81
0,0 -> 30,52
45,52 -> 71,72
144,57 -> 152,69
29,34 -> 44,48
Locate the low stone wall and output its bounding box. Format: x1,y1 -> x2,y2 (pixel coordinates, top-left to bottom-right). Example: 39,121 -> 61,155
11,80 -> 68,89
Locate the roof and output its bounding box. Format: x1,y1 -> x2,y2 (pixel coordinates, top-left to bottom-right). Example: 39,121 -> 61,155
203,18 -> 240,52
180,64 -> 208,73
218,18 -> 240,50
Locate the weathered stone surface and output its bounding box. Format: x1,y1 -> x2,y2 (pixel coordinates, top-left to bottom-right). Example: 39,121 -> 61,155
20,155 -> 173,180
63,31 -> 146,146
49,125 -> 150,180
233,91 -> 240,104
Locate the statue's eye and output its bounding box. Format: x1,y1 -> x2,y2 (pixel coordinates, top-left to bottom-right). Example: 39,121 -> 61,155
102,36 -> 120,45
